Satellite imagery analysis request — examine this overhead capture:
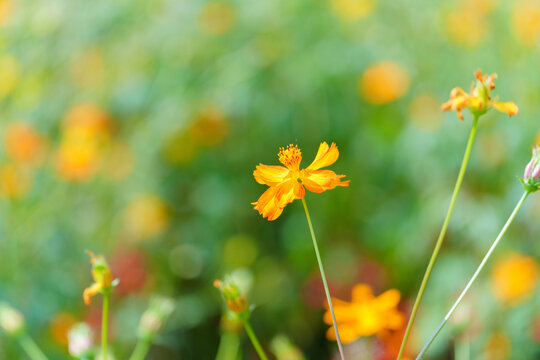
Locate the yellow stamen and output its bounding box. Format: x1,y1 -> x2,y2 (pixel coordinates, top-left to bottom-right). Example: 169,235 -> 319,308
278,144 -> 302,170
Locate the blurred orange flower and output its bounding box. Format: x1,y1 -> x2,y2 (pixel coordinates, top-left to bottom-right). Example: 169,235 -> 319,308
491,253 -> 539,305
323,284 -> 404,344
50,312 -> 76,346
4,122 -> 45,167
0,163 -> 31,198
442,70 -> 518,121
252,142 -> 349,221
199,2 -> 235,35
359,62 -> 410,105
483,332 -> 511,360
55,103 -> 113,182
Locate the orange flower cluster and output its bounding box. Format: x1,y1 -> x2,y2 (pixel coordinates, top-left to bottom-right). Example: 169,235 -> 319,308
323,284 -> 404,344
441,70 -> 518,121
252,142 -> 349,220
491,253 -> 539,305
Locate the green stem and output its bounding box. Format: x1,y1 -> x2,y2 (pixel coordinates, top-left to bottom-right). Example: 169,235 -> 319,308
415,191 -> 529,359
301,197 -> 346,360
243,320 -> 269,360
215,331 -> 241,360
129,338 -> 151,360
18,333 -> 48,360
102,294 -> 109,360
397,116 -> 479,360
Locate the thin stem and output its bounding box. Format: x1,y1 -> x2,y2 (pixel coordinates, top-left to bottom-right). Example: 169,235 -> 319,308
18,333 -> 48,360
129,338 -> 151,360
397,116 -> 479,360
301,197 -> 346,360
415,191 -> 529,359
243,320 -> 269,360
102,294 -> 109,360
215,331 -> 241,360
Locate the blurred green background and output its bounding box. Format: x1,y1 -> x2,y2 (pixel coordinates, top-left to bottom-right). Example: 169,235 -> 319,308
1,0 -> 540,358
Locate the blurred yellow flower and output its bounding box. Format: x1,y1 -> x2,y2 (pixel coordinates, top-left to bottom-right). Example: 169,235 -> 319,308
63,103 -> 112,142
3,122 -> 46,167
123,194 -> 169,240
102,142 -> 134,181
55,140 -> 100,182
491,253 -> 539,305
253,142 -> 349,221
55,103 -> 113,182
330,0 -> 376,22
409,94 -> 444,132
483,332 -> 511,360
512,0 -> 540,47
359,62 -> 410,105
445,0 -> 493,48
0,55 -> 20,99
0,0 -> 12,26
190,107 -> 228,147
0,163 -> 30,198
323,284 -> 404,344
442,70 -> 518,121
199,2 -> 235,35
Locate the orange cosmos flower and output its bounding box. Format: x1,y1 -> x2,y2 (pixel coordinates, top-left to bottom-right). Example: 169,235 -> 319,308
441,70 -> 518,121
491,253 -> 539,305
323,284 -> 404,344
83,251 -> 118,306
252,142 -> 349,220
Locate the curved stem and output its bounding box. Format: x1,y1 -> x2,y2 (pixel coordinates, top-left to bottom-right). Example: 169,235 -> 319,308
415,191 -> 529,359
243,320 -> 269,360
102,294 -> 109,360
129,338 -> 151,360
18,333 -> 48,360
215,331 -> 241,360
397,116 -> 479,360
301,197 -> 346,360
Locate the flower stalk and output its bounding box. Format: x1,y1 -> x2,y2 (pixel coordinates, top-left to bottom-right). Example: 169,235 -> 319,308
301,197 -> 346,360
397,116 -> 479,359
415,191 -> 529,359
243,319 -> 269,360
102,294 -> 109,360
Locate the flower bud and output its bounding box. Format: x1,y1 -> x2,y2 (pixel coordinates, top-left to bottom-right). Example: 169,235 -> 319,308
83,251 -> 119,306
68,323 -> 92,357
138,296 -> 175,340
214,278 -> 249,317
0,303 -> 25,336
522,147 -> 540,192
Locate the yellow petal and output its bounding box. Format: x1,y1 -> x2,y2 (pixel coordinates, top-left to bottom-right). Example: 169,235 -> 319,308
492,101 -> 519,117
374,289 -> 401,310
253,164 -> 289,186
302,170 -> 349,193
83,283 -> 102,306
306,142 -> 339,170
252,186 -> 284,221
351,284 -> 374,303
326,324 -> 359,344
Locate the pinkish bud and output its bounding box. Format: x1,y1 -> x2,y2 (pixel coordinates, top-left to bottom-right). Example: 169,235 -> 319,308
524,159 -> 535,180
522,147 -> 540,193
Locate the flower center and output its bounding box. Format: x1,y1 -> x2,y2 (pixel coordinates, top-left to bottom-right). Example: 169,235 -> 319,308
278,144 -> 302,170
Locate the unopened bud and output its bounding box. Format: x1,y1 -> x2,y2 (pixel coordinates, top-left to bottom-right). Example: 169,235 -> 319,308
522,147 -> 540,193
0,303 -> 25,336
68,323 -> 92,357
214,278 -> 249,317
138,296 -> 175,340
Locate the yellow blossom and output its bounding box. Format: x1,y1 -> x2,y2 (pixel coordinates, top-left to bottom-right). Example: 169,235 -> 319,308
359,62 -> 410,105
252,142 -> 349,221
483,332 -> 511,360
441,70 -> 518,121
0,0 -> 12,26
0,163 -> 31,199
123,194 -> 169,240
0,55 -> 20,99
323,284 -> 404,344
491,253 -> 539,305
